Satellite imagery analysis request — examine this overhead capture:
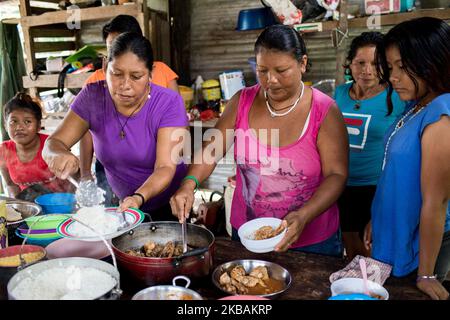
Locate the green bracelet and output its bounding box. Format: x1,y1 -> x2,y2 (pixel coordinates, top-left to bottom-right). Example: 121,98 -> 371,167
183,175 -> 199,191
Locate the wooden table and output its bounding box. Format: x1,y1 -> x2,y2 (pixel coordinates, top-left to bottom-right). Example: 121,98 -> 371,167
190,237 -> 430,300
119,237 -> 441,300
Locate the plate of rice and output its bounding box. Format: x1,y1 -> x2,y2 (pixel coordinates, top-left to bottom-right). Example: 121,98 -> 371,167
57,206 -> 145,242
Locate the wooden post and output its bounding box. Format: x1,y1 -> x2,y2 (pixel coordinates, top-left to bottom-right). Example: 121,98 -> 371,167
335,0 -> 348,86
19,0 -> 38,97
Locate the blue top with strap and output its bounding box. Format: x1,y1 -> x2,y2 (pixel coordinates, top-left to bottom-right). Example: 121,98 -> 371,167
371,93 -> 450,277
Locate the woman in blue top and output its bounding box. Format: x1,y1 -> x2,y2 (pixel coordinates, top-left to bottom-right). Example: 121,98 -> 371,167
365,17 -> 450,300
335,32 -> 405,260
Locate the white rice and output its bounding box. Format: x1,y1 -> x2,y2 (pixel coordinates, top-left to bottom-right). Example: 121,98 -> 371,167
71,206 -> 121,237
11,266 -> 117,300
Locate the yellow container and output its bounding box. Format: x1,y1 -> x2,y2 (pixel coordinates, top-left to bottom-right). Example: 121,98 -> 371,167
202,79 -> 221,101
179,85 -> 194,110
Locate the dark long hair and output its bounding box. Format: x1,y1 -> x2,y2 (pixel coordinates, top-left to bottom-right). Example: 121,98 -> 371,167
3,92 -> 42,122
344,32 -> 394,116
102,15 -> 143,41
376,17 -> 450,100
255,24 -> 310,71
107,32 -> 154,72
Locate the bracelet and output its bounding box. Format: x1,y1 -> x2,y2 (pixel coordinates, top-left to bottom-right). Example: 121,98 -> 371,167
182,175 -> 199,192
416,274 -> 437,281
132,192 -> 146,207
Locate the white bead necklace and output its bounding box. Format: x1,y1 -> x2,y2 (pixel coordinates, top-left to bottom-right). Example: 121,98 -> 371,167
264,81 -> 304,118
382,104 -> 427,170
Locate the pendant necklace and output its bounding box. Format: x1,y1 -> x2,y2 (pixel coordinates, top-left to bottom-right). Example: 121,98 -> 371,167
382,103 -> 427,170
265,81 -> 304,118
114,87 -> 150,139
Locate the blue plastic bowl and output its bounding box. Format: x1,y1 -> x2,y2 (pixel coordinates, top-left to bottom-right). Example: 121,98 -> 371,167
401,0 -> 414,12
34,193 -> 76,214
329,294 -> 377,300
15,229 -> 61,247
236,7 -> 277,31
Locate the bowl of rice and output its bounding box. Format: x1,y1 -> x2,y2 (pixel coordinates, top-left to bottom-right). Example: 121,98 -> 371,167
7,257 -> 121,300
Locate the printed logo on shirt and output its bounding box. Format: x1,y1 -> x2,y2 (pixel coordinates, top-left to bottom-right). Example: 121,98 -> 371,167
343,113 -> 372,150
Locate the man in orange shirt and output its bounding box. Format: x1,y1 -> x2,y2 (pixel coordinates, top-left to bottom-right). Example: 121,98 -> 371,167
80,15 -> 180,205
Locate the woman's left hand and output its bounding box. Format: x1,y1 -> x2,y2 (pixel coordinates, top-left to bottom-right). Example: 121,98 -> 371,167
274,212 -> 308,252
416,278 -> 449,300
118,196 -> 141,212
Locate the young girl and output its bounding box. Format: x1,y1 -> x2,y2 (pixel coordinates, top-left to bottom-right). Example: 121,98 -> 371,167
366,17 -> 450,300
0,93 -> 73,197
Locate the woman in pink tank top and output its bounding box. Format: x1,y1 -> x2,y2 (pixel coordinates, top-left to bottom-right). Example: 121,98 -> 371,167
171,25 -> 348,256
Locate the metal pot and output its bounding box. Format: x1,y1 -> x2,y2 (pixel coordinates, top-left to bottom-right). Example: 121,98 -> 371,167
132,275 -> 203,300
7,257 -> 121,300
111,222 -> 215,286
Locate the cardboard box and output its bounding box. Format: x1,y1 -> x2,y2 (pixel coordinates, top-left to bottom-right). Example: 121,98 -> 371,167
365,0 -> 401,14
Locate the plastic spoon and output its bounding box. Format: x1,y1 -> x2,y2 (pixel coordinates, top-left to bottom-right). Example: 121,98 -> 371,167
359,258 -> 371,297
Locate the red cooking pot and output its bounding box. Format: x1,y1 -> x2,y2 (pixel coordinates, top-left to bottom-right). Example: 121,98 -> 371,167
111,222 -> 215,287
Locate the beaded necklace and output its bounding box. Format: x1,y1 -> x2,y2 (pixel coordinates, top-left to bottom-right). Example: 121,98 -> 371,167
264,81 -> 304,118
382,104 -> 426,170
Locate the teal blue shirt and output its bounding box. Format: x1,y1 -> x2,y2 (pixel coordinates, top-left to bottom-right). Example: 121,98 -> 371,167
335,82 -> 406,186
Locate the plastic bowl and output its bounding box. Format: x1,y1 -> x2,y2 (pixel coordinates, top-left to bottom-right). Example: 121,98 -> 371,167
330,278 -> 389,300
15,229 -> 61,247
24,214 -> 69,230
238,217 -> 286,253
236,7 -> 277,31
35,193 -> 76,214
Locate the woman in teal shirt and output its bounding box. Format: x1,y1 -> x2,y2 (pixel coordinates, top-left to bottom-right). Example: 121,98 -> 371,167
367,17 -> 450,300
334,32 -> 405,260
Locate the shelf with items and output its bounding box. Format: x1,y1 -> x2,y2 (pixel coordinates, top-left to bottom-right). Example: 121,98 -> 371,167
18,0 -> 149,96
292,8 -> 450,33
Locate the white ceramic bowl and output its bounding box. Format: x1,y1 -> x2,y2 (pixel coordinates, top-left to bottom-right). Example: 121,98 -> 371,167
330,278 -> 389,300
238,217 -> 286,253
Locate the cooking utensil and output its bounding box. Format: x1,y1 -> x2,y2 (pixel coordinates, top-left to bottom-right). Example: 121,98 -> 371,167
112,222 -> 215,286
132,275 -> 203,300
67,176 -> 79,188
212,259 -> 292,299
181,219 -> 188,253
359,259 -> 370,296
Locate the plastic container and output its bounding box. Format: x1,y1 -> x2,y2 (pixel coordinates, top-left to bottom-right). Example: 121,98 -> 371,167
219,70 -> 246,101
25,214 -> 69,230
35,193 -> 76,214
330,278 -> 389,300
238,217 -> 286,253
179,85 -> 194,110
400,0 -> 414,11
236,7 -> 277,31
15,229 -> 61,247
202,79 -> 222,101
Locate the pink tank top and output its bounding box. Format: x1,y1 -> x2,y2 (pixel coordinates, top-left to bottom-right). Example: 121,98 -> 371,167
230,84 -> 340,247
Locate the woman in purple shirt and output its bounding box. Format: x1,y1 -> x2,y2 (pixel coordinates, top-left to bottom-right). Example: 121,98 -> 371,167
43,32 -> 188,219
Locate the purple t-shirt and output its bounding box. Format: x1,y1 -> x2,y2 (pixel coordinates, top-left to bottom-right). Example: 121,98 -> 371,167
71,81 -> 188,212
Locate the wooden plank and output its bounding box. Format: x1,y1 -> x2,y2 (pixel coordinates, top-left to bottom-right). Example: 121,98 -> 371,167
21,3 -> 140,27
19,0 -> 32,17
348,8 -> 450,28
1,19 -> 20,24
22,73 -> 92,88
33,41 -> 76,53
30,27 -> 75,38
30,6 -> 59,15
335,0 -> 348,86
31,0 -> 62,3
